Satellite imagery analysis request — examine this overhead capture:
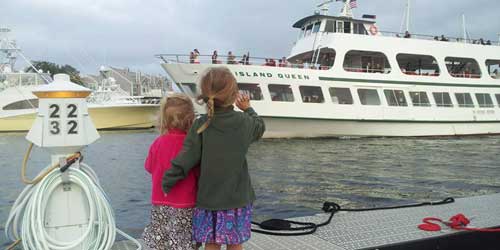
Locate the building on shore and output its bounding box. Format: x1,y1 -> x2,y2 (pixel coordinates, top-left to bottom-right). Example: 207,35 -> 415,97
82,66 -> 171,97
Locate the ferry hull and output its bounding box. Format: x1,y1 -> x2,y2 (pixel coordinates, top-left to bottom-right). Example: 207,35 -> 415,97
0,105 -> 158,132
262,117 -> 500,138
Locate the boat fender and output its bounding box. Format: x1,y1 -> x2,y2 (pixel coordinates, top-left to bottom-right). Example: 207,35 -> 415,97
259,219 -> 292,230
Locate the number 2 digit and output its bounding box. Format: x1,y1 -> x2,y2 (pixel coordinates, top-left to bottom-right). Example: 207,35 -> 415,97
67,104 -> 77,118
68,121 -> 78,134
49,104 -> 60,118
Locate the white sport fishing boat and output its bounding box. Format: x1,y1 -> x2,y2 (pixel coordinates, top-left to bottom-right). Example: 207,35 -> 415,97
157,0 -> 500,138
0,28 -> 159,132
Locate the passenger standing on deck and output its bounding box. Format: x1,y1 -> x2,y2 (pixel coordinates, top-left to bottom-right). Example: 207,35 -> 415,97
239,54 -> 247,65
245,52 -> 250,65
190,52 -> 195,64
227,51 -> 236,64
212,50 -> 218,64
142,94 -> 200,250
163,67 -> 266,250
194,49 -> 200,64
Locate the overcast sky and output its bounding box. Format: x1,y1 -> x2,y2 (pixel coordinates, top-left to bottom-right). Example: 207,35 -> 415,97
2,0 -> 499,75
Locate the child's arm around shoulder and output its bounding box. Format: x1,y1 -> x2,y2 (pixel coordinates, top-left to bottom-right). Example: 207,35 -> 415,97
162,117 -> 204,194
236,94 -> 266,142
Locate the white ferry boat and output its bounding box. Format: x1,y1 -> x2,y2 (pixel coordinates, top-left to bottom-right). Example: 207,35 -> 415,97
0,28 -> 159,132
157,1 -> 500,138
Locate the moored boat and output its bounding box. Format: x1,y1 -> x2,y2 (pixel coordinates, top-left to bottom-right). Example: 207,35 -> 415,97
0,28 -> 159,132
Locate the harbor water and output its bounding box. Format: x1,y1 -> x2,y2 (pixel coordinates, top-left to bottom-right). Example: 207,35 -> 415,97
1,131 -> 500,247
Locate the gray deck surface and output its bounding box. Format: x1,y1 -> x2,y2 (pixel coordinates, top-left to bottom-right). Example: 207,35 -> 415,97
112,193 -> 500,250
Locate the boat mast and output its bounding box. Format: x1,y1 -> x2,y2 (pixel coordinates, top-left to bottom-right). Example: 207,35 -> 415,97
340,0 -> 353,18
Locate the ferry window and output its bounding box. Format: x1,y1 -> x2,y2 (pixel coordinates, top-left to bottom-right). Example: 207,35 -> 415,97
445,57 -> 482,78
3,99 -> 39,110
344,50 -> 391,74
238,83 -> 263,100
397,54 -> 440,76
313,22 -> 321,33
455,93 -> 474,108
475,93 -> 494,108
325,20 -> 335,33
357,89 -> 381,105
329,88 -> 353,104
268,84 -> 294,102
336,21 -> 344,33
353,23 -> 367,35
432,92 -> 453,107
299,27 -> 306,38
343,21 -> 351,33
180,83 -> 197,97
409,91 -> 431,107
495,94 -> 500,107
384,89 -> 408,106
316,48 -> 336,70
486,60 -> 500,79
305,24 -> 313,36
300,86 -> 324,103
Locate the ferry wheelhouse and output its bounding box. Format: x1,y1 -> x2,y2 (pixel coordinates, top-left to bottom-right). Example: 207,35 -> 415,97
157,1 -> 500,138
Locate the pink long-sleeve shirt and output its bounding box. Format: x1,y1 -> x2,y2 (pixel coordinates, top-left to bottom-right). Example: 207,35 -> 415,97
145,129 -> 199,208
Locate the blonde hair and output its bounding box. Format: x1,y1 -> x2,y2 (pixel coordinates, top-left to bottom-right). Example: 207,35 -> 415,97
196,67 -> 238,133
158,93 -> 195,135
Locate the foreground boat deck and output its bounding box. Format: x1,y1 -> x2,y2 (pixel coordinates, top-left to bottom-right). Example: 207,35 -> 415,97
113,193 -> 500,250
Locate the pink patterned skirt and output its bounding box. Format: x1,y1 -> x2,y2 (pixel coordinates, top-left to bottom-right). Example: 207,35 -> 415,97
192,204 -> 253,245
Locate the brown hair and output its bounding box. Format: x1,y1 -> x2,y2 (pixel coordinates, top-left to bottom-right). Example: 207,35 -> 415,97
158,93 -> 195,135
196,67 -> 238,133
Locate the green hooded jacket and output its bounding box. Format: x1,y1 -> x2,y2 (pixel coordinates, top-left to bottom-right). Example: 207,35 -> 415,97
162,106 -> 265,210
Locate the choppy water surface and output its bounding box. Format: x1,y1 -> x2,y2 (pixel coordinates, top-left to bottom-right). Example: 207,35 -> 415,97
1,131 -> 500,246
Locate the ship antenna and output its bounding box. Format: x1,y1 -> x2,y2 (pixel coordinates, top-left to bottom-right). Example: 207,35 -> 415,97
316,0 -> 334,15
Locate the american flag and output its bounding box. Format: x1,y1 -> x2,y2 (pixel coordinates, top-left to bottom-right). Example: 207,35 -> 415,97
349,0 -> 358,9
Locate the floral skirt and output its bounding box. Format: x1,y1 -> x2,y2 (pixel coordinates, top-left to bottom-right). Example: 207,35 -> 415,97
142,205 -> 197,250
192,204 -> 252,245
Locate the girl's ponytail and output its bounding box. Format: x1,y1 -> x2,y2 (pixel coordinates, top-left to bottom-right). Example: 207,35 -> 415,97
196,67 -> 238,134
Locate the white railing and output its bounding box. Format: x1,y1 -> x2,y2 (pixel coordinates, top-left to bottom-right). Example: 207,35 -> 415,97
378,30 -> 499,46
155,54 -> 333,70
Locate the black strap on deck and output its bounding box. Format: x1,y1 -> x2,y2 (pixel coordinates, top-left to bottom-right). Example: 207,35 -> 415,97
251,197 -> 455,236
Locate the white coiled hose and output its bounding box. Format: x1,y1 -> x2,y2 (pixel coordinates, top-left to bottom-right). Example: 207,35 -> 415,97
5,163 -> 141,250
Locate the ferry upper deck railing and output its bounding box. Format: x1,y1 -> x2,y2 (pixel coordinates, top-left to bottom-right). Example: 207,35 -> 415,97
155,54 -> 333,70
378,30 -> 500,46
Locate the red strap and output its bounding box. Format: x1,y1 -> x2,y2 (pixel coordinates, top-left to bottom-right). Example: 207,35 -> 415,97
419,214 -> 500,233
418,217 -> 443,231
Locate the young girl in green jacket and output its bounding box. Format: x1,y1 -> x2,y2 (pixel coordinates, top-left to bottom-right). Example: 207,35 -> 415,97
162,66 -> 265,250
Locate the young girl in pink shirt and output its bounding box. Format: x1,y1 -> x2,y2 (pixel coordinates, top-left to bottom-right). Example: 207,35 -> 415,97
142,93 -> 200,250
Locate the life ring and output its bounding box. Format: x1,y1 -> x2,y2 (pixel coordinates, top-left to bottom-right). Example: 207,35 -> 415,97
369,25 -> 378,35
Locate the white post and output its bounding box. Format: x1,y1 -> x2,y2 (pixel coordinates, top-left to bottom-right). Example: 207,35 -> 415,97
406,0 -> 411,32
498,33 -> 500,46
462,14 -> 467,43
